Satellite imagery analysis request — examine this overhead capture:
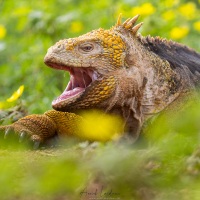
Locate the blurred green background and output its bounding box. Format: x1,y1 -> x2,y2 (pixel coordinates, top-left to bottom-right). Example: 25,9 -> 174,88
0,0 -> 200,113
0,1 -> 200,199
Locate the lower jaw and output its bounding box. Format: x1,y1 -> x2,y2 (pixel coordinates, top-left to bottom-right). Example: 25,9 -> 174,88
52,87 -> 85,108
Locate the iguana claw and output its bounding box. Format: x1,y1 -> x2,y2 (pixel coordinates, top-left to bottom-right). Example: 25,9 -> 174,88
0,113 -> 57,148
19,131 -> 27,143
33,141 -> 41,150
4,127 -> 13,139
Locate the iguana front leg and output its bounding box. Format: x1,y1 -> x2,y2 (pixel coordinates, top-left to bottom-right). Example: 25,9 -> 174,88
0,110 -> 82,148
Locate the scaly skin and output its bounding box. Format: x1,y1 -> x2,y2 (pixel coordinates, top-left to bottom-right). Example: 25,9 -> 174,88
0,110 -> 82,143
1,14 -> 200,146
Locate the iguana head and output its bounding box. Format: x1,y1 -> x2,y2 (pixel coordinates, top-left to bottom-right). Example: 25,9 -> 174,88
44,14 -> 143,112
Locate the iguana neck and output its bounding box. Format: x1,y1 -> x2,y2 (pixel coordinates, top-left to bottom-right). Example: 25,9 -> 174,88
120,33 -> 183,118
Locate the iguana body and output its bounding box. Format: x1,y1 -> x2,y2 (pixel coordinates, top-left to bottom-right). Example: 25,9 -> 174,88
1,15 -> 200,145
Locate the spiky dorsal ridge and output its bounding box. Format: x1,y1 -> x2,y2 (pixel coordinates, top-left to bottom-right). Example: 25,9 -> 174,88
115,14 -> 143,35
139,35 -> 200,77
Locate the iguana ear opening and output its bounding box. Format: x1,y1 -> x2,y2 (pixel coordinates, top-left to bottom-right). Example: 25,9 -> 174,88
115,14 -> 143,35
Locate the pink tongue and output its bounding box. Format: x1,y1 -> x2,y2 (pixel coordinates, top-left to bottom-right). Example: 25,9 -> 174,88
57,87 -> 84,101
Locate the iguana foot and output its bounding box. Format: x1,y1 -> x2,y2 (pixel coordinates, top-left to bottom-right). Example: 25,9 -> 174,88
0,114 -> 57,149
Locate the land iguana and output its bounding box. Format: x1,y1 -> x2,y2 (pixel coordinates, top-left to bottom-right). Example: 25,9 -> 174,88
1,14 -> 200,146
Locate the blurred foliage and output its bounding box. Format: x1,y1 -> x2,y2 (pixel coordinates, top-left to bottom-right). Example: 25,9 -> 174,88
0,0 -> 200,199
0,0 -> 200,113
1,99 -> 200,199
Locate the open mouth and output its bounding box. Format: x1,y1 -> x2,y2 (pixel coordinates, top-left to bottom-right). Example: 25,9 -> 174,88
51,65 -> 100,106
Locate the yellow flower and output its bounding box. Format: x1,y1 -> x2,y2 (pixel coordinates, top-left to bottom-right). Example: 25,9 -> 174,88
70,21 -> 83,33
163,0 -> 179,7
178,2 -> 197,20
0,25 -> 6,39
170,26 -> 189,40
162,10 -> 175,21
131,3 -> 156,16
7,85 -> 24,102
78,110 -> 124,142
193,21 -> 200,32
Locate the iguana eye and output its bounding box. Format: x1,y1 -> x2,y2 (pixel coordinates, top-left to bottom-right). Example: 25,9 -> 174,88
78,43 -> 94,53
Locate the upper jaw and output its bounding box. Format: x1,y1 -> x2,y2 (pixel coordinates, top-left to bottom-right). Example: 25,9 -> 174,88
44,52 -> 69,70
